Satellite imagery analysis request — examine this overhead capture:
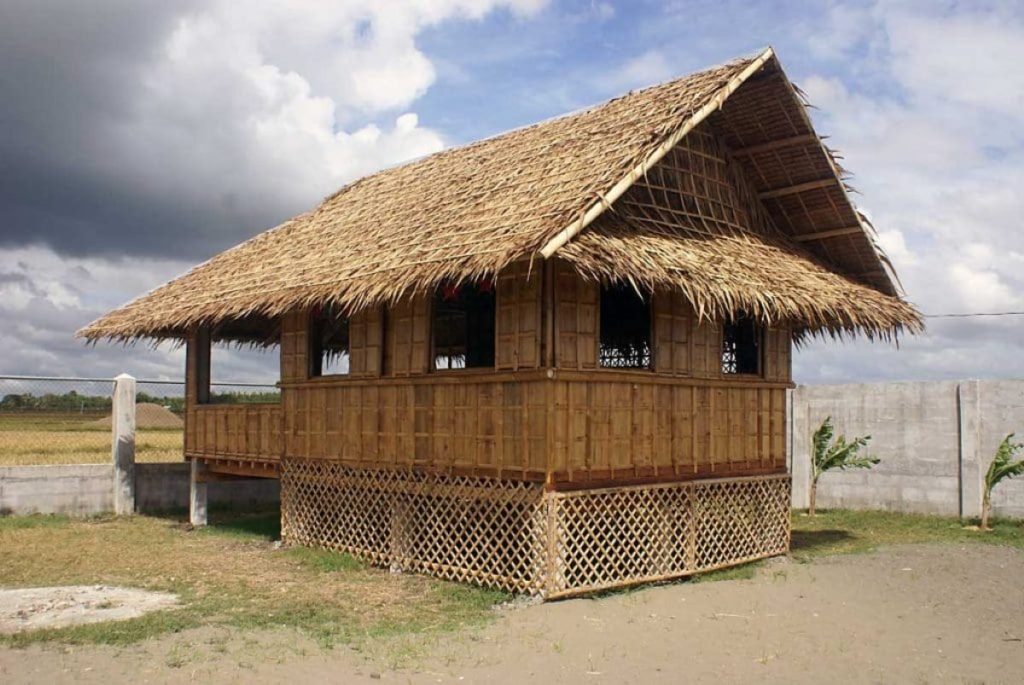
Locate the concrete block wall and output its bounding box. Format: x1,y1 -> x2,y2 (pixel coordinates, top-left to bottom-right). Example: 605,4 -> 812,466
0,465 -> 114,516
978,381 -> 1024,519
790,379 -> 1024,519
0,463 -> 278,516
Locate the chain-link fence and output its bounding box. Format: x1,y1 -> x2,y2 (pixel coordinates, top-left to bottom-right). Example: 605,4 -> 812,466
0,375 -> 279,466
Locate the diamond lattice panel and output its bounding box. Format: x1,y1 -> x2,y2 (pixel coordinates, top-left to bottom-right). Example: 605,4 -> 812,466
281,459 -> 790,597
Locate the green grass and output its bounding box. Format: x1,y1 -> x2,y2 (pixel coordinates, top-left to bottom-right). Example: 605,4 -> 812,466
0,514 -> 73,530
285,546 -> 365,573
791,508 -> 1024,560
692,563 -> 759,583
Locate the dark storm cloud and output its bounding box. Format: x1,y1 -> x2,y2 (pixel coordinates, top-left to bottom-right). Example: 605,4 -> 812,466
0,0 -> 289,261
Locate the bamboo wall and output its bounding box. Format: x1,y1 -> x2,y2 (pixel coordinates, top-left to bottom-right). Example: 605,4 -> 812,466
185,263 -> 791,485
281,376 -> 550,481
549,376 -> 786,485
186,403 -> 283,461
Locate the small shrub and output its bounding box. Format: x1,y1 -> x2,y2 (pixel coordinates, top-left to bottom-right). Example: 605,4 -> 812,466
981,434 -> 1024,531
809,416 -> 879,516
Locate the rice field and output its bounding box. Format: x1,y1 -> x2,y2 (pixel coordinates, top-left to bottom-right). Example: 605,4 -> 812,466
0,413 -> 183,466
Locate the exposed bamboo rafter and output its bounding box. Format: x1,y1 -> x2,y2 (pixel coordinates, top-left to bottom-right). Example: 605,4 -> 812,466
731,134 -> 817,156
757,178 -> 836,200
791,226 -> 862,242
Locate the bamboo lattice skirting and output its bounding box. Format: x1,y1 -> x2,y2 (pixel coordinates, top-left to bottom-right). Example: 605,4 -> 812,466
280,460 -> 790,598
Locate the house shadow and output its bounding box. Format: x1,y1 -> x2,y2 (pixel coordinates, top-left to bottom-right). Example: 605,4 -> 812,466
208,509 -> 281,540
790,528 -> 855,554
154,505 -> 281,541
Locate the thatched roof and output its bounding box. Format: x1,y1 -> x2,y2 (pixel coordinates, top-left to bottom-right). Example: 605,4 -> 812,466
80,47 -> 921,343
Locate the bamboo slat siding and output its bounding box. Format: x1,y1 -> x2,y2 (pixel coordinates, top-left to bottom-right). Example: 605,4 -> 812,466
281,378 -> 550,480
553,261 -> 598,370
383,295 -> 430,377
548,379 -> 786,483
280,310 -> 307,382
349,306 -> 383,377
496,261 -> 542,371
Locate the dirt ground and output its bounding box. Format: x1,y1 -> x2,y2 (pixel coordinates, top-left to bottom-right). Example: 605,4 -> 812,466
2,543 -> 1022,684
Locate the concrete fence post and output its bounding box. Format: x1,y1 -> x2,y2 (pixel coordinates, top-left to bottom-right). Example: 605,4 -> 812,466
957,380 -> 983,520
111,373 -> 136,515
788,386 -> 811,510
190,459 -> 208,526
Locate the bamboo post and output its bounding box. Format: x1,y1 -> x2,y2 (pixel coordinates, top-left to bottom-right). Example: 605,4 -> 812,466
111,373 -> 136,516
544,492 -> 560,597
684,486 -> 697,571
389,490 -> 408,573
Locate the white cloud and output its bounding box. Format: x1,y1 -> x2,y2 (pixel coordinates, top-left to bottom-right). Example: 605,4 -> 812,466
602,50 -> 674,92
1,0 -> 549,379
885,5 -> 1024,117
0,244 -> 287,381
99,0 -> 549,227
794,1 -> 1024,383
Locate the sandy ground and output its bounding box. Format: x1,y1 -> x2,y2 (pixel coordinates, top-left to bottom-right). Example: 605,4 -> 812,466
2,544 -> 1023,684
0,586 -> 178,634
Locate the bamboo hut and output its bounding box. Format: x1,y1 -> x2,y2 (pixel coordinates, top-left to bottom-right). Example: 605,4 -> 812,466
80,48 -> 921,598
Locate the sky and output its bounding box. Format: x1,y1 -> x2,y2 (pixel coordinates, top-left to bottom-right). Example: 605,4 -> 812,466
1,0 -> 1022,384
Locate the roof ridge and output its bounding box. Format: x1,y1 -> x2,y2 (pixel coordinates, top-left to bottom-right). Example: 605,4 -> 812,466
321,51 -> 765,207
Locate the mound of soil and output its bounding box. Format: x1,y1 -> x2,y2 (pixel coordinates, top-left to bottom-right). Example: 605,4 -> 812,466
94,402 -> 183,429
0,585 -> 179,634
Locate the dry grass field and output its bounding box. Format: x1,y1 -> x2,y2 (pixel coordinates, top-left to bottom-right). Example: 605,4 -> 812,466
0,510 -> 504,652
0,413 -> 183,466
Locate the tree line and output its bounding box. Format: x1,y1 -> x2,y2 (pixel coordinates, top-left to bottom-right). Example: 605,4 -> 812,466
0,390 -> 280,413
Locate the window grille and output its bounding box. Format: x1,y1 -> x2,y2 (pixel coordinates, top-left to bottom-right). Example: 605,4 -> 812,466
599,284 -> 652,369
722,315 -> 761,375
432,281 -> 496,370
309,305 -> 350,376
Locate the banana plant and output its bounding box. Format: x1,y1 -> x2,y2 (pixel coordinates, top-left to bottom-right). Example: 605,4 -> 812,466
809,416 -> 879,516
981,434 -> 1024,530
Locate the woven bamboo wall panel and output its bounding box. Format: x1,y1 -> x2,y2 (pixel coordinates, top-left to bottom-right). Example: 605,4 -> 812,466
349,306 -> 383,378
554,260 -> 598,370
652,291 -> 692,375
762,326 -> 792,383
279,310 -> 308,382
280,461 -> 790,597
384,295 -> 430,377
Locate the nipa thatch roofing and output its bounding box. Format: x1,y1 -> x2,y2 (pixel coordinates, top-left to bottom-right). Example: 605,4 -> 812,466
79,47 -> 922,343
